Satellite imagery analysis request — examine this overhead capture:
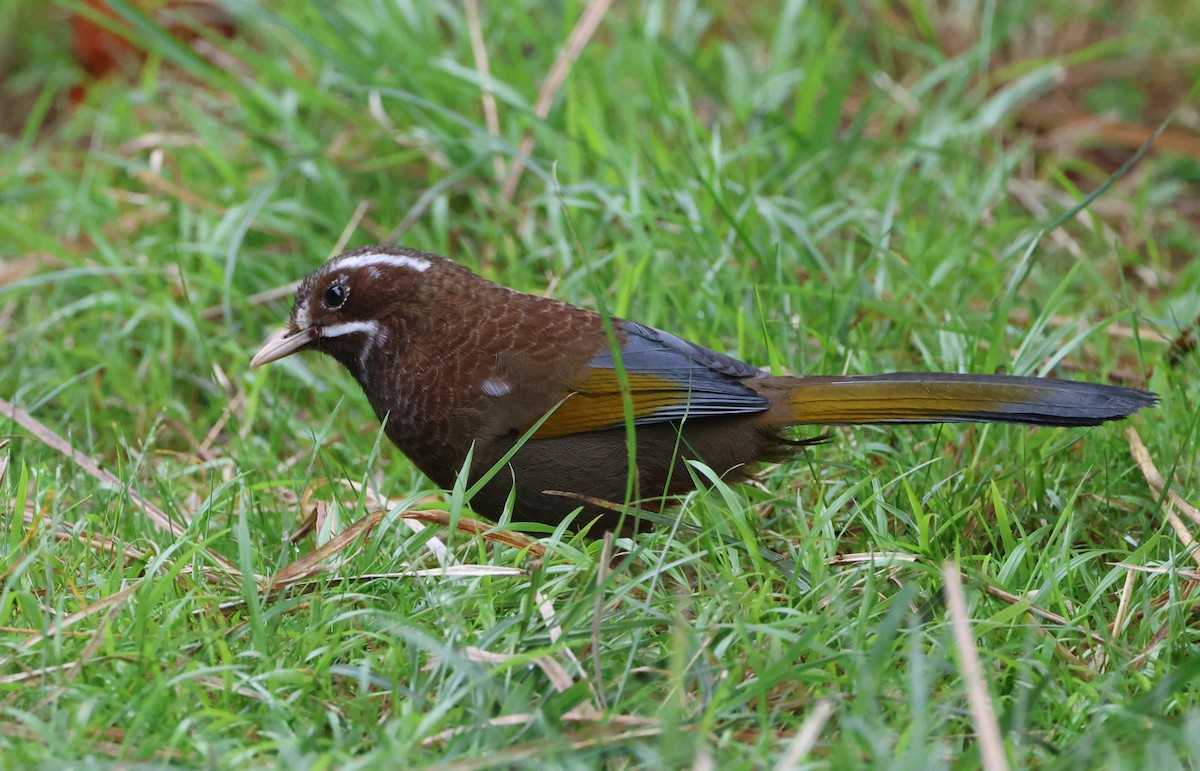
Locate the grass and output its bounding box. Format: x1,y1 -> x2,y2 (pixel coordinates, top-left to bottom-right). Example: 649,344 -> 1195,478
2,0 -> 1199,766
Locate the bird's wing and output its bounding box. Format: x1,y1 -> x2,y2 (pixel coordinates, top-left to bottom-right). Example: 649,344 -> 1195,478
530,321 -> 770,439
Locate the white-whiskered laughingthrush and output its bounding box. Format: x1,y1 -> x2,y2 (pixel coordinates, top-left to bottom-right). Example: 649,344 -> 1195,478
251,246 -> 1157,533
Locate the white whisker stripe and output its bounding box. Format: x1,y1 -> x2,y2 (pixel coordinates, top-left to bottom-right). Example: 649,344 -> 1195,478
333,252 -> 431,274
321,320 -> 380,339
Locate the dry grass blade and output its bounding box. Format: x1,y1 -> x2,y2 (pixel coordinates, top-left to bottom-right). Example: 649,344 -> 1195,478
201,282 -> 300,321
331,199 -> 371,256
1045,107 -> 1200,159
271,507 -> 539,589
401,508 -> 546,556
286,497 -> 322,544
292,482 -> 538,557
0,256 -> 41,286
973,304 -> 1171,345
1165,312 -> 1200,368
0,662 -> 81,684
425,725 -> 664,765
536,585 -> 565,645
1128,580 -> 1199,670
355,485 -> 450,561
773,699 -> 835,771
18,494 -> 158,564
0,719 -> 181,761
591,530 -> 613,708
209,566 -> 527,616
1111,568 -> 1139,638
13,581 -> 140,654
464,0 -> 504,180
198,388 -> 245,455
1127,427 -> 1200,567
420,710 -> 657,748
271,509 -> 385,588
131,168 -> 223,213
460,645 -> 578,696
1115,563 -> 1200,581
334,566 -> 525,579
116,131 -> 204,154
1095,568 -> 1141,674
290,566 -> 527,589
420,713 -> 544,747
201,199 -> 369,323
0,397 -> 240,577
58,598 -> 126,690
499,0 -> 614,204
979,582 -> 1107,644
0,625 -> 88,638
533,579 -> 600,715
829,551 -> 920,565
52,529 -> 149,563
943,563 -> 1010,771
0,721 -> 118,760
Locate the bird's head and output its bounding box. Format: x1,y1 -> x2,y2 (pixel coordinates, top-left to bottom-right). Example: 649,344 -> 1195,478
250,246 -> 445,376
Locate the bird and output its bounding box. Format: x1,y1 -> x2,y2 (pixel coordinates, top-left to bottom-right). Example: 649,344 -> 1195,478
251,245 -> 1157,534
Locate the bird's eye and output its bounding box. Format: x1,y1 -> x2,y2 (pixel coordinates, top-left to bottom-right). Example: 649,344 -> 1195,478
324,283 -> 348,309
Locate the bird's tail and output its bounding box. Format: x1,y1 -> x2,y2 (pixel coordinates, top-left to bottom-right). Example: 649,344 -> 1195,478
760,372 -> 1156,428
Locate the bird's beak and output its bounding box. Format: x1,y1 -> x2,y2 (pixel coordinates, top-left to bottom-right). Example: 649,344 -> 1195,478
251,326 -> 317,367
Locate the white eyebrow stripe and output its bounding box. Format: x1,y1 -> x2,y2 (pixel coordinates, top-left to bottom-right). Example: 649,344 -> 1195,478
333,252 -> 431,273
321,320 -> 380,339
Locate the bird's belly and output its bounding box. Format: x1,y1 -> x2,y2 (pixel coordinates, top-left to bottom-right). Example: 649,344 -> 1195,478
467,417 -> 777,532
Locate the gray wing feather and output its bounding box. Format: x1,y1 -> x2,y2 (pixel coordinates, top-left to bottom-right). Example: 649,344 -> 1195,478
588,321 -> 769,422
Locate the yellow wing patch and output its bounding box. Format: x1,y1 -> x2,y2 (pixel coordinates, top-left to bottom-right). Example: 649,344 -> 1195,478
531,369 -> 686,440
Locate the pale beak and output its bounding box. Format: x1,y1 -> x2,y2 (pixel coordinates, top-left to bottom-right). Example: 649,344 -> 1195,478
250,326 -> 317,367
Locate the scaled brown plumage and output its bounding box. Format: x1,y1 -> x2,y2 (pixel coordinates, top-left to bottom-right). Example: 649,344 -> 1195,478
252,246 -> 1157,533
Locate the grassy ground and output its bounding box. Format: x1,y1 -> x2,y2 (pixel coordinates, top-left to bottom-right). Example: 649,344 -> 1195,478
2,0 -> 1199,766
